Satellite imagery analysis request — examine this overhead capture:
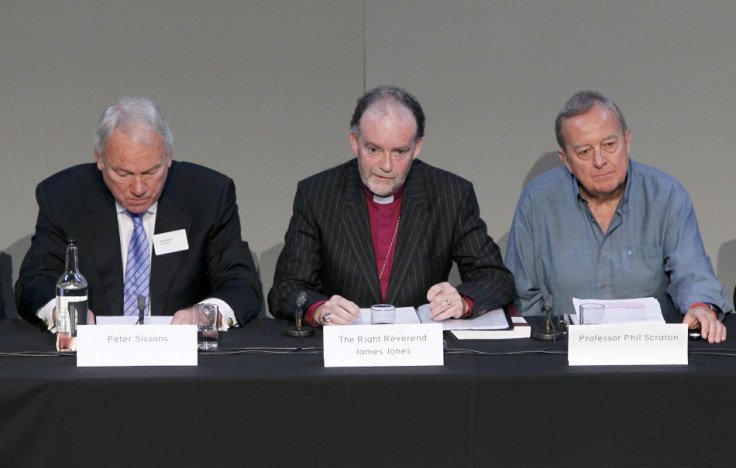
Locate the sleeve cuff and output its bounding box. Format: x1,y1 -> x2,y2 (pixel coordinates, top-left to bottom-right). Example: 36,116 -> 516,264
305,300 -> 327,327
201,298 -> 237,330
37,298 -> 57,332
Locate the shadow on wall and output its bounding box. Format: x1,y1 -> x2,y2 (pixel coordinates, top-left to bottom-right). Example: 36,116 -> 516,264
497,151 -> 562,261
247,247 -> 267,319
524,151 -> 562,189
0,253 -> 6,318
1,235 -> 32,319
717,238 -> 736,307
259,242 -> 285,318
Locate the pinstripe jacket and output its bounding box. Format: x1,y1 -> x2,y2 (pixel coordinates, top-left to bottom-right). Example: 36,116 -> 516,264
268,159 -> 515,319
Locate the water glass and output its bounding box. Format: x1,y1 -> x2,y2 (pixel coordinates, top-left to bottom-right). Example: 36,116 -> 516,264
579,303 -> 605,325
193,303 -> 219,350
370,304 -> 396,324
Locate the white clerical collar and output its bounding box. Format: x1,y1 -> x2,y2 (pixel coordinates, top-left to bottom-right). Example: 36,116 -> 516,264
373,194 -> 394,205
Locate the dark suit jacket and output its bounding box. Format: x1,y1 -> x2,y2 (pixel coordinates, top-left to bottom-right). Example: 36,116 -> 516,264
268,159 -> 515,319
16,161 -> 262,327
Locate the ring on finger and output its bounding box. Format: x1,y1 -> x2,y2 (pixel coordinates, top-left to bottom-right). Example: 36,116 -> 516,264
323,312 -> 332,324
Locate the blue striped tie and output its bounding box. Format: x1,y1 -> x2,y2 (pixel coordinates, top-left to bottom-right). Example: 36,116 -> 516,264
123,212 -> 150,316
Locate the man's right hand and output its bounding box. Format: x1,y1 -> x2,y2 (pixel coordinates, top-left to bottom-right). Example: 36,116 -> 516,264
313,295 -> 361,326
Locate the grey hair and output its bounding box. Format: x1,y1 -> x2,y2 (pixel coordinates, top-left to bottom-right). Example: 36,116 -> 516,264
350,86 -> 425,141
93,97 -> 173,158
554,90 -> 628,150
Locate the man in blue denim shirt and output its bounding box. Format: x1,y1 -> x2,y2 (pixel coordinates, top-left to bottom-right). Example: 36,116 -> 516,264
506,91 -> 730,343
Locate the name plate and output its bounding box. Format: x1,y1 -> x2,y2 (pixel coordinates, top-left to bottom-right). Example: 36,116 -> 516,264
568,323 -> 688,366
323,323 -> 444,367
77,325 -> 198,367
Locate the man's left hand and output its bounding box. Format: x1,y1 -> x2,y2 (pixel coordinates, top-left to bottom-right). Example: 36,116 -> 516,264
427,282 -> 467,320
683,305 -> 726,344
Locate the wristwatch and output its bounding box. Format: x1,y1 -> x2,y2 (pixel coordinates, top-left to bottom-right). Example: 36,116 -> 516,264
702,302 -> 723,320
707,303 -> 723,320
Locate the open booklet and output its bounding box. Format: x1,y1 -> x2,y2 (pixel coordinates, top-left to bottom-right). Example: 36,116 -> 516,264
354,305 -> 522,339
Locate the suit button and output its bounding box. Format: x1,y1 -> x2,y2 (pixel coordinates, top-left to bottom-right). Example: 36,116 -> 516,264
227,317 -> 234,328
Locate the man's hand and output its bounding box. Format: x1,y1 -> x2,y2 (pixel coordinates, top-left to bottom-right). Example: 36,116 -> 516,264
170,306 -> 223,328
171,308 -> 195,325
683,305 -> 726,344
426,282 -> 467,321
314,295 -> 360,326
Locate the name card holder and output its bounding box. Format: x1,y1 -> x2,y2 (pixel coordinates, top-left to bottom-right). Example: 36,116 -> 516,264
77,325 -> 198,367
323,323 -> 444,367
568,323 -> 688,366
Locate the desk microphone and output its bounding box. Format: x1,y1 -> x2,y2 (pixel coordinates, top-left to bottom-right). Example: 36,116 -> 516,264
542,295 -> 554,318
531,295 -> 565,341
285,291 -> 314,337
136,295 -> 146,325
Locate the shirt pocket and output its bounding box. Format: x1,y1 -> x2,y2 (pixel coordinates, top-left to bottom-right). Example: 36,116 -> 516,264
613,245 -> 667,296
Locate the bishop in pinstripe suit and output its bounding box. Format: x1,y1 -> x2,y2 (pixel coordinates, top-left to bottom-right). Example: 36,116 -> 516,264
268,86 -> 515,326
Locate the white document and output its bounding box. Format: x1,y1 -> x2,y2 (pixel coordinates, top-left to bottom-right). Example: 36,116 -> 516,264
353,307 -> 421,325
571,297 -> 665,325
96,315 -> 174,325
417,304 -> 510,330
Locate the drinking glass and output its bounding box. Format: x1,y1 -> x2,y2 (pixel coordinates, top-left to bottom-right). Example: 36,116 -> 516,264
370,304 -> 396,324
579,303 -> 605,325
193,303 -> 219,350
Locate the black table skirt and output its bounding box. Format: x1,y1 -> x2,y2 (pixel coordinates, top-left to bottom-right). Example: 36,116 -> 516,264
1,317 -> 735,467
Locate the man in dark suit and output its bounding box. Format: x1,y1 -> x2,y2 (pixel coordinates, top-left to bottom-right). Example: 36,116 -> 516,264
16,97 -> 262,330
268,86 -> 514,326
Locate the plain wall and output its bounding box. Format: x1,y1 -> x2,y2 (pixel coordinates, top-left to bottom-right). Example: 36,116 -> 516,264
2,1 -> 735,318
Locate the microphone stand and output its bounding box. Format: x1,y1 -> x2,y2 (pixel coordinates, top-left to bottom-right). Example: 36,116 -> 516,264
285,292 -> 314,337
136,295 -> 146,325
531,296 -> 566,341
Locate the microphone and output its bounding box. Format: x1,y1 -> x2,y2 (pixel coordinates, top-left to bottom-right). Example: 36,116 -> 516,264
285,291 -> 314,337
136,295 -> 146,325
295,292 -> 307,329
542,295 -> 554,319
531,295 -> 565,341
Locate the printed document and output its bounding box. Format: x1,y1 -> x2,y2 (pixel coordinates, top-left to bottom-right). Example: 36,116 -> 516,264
570,297 -> 665,324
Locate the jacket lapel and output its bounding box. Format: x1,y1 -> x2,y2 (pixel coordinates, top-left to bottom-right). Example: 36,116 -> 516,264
340,166 -> 382,303
150,170 -> 191,316
386,163 -> 428,304
85,187 -> 125,316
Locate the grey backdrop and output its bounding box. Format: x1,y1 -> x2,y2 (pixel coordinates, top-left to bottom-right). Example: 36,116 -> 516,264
2,1 -> 735,318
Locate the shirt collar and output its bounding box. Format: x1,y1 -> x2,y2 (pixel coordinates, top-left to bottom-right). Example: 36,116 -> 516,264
570,160 -> 633,214
115,201 -> 158,216
362,184 -> 405,206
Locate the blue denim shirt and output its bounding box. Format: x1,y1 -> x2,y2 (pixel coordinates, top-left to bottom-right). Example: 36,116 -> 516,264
505,160 -> 732,317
